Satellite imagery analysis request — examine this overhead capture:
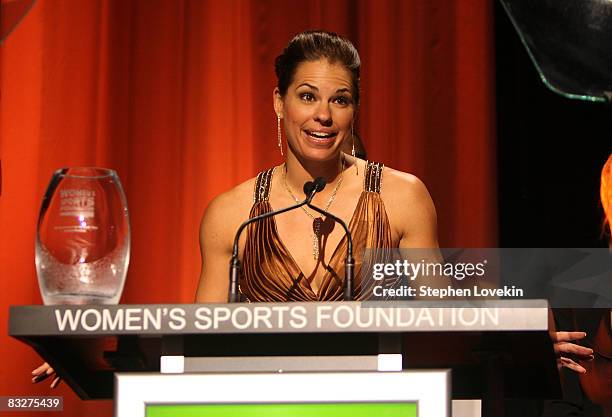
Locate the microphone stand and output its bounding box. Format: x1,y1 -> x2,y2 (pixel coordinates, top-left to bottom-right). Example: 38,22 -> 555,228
227,182 -> 321,303
306,202 -> 355,301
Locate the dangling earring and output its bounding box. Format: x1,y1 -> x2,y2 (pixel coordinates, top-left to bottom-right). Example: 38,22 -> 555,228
277,114 -> 284,156
351,124 -> 358,175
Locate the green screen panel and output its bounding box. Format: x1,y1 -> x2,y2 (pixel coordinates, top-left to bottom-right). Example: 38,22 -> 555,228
146,402 -> 417,417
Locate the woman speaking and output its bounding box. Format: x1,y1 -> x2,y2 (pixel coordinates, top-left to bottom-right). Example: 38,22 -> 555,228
194,30 -> 439,303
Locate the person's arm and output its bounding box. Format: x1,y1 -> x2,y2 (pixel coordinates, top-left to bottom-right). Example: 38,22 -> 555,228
385,171 -> 444,295
393,173 -> 439,249
195,193 -> 237,303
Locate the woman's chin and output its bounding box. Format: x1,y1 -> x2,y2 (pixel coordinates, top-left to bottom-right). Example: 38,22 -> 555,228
295,146 -> 343,162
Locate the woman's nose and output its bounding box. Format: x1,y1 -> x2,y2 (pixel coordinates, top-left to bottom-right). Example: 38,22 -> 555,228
314,103 -> 333,126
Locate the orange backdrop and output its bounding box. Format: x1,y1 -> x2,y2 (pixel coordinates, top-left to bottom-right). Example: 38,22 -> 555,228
0,1 -> 496,415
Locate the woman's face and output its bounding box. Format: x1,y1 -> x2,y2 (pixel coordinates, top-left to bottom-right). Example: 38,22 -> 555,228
274,59 -> 356,162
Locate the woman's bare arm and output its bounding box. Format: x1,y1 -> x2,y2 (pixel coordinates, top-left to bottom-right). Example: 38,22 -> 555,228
195,193 -> 238,303
195,181 -> 254,303
393,173 -> 439,249
383,170 -> 446,297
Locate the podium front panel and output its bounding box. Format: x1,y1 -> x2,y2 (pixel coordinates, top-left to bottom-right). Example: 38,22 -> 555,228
115,371 -> 450,417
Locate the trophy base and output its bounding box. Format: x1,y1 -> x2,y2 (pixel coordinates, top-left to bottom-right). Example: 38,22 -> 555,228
42,292 -> 120,305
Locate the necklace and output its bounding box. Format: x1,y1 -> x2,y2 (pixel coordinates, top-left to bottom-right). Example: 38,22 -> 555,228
283,157 -> 345,260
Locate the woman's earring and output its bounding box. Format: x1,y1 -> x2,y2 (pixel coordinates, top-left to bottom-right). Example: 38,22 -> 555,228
277,114 -> 283,156
351,124 -> 358,175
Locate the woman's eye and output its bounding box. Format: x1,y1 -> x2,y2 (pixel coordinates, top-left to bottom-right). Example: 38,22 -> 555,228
334,96 -> 350,105
300,93 -> 315,101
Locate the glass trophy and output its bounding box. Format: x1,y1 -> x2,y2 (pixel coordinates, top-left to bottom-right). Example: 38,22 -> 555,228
35,167 -> 130,305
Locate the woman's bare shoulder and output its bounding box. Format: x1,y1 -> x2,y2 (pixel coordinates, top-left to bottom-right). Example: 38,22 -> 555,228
380,166 -> 438,243
207,177 -> 257,212
382,167 -> 433,205
200,176 -> 258,238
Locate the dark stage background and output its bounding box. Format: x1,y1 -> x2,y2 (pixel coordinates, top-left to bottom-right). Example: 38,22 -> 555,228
496,4 -> 611,416
495,2 -> 612,249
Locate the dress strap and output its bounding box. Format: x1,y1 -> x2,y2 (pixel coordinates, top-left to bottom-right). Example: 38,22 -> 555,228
253,167 -> 276,203
364,161 -> 384,193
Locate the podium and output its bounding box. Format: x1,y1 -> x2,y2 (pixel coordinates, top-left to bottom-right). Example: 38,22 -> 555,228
9,300 -> 561,417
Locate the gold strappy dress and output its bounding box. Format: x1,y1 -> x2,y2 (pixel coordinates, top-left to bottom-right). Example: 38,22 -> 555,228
240,161 -> 392,302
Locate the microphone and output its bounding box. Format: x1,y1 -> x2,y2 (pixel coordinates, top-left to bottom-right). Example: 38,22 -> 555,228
303,177 -> 326,202
306,199 -> 355,301
228,179 -> 325,303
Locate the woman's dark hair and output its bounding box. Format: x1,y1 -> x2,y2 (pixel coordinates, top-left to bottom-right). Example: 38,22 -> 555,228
275,30 -> 361,106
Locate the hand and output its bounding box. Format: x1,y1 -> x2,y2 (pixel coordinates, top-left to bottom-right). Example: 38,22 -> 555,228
31,362 -> 61,388
551,331 -> 594,374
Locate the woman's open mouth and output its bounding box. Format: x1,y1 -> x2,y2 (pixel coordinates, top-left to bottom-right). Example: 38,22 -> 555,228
303,129 -> 338,146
